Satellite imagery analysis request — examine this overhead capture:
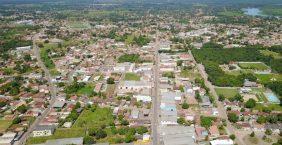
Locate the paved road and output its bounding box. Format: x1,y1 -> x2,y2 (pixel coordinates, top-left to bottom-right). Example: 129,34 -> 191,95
189,50 -> 246,145
152,41 -> 161,145
15,36 -> 58,145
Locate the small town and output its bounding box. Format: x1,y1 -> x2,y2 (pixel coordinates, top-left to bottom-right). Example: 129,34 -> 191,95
0,0 -> 281,145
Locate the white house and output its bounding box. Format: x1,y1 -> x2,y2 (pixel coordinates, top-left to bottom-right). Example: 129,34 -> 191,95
118,81 -> 152,94
133,95 -> 152,102
32,125 -> 55,137
210,139 -> 234,145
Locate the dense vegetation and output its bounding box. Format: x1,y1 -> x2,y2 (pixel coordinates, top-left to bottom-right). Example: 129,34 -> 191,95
192,45 -> 282,102
118,54 -> 140,63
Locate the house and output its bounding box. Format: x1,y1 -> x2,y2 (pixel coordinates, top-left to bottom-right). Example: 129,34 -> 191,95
133,95 -> 152,102
32,125 -> 55,137
200,95 -> 212,108
244,79 -> 258,87
52,101 -> 65,109
209,125 -> 220,139
131,108 -> 139,119
118,81 -> 151,94
195,126 -> 208,141
161,126 -> 196,145
210,139 -> 234,145
0,132 -> 17,145
113,62 -> 135,73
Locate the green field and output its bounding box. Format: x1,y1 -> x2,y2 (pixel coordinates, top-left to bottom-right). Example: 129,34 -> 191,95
27,108 -> 114,144
255,74 -> 282,84
262,7 -> 282,16
218,11 -> 244,17
0,120 -> 12,133
73,108 -> 114,128
215,87 -> 238,98
124,73 -> 140,81
254,103 -> 282,112
260,50 -> 282,59
238,62 -> 269,70
77,85 -> 94,96
27,128 -> 85,144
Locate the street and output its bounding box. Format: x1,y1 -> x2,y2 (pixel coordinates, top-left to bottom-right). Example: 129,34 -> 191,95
15,35 -> 58,145
189,50 -> 246,145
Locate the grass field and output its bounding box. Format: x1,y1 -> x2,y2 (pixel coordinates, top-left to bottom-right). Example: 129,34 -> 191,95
124,73 -> 140,81
238,62 -> 269,70
255,74 -> 282,84
262,7 -> 282,16
0,120 -> 12,133
73,108 -> 114,128
260,50 -> 282,59
27,108 -> 114,144
77,85 -> 94,96
254,104 -> 282,112
215,87 -> 238,98
27,128 -> 85,144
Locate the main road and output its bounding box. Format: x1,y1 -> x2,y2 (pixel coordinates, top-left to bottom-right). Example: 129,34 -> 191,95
15,35 -> 58,145
152,39 -> 161,145
189,50 -> 245,145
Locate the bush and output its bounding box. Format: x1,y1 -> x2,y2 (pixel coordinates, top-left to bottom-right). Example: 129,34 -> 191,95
245,98 -> 256,108
182,102 -> 189,109
229,134 -> 236,140
228,113 -> 239,123
250,131 -> 255,137
83,136 -> 95,144
107,77 -> 115,84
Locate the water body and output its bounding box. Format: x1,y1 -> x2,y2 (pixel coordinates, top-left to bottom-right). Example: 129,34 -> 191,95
242,8 -> 266,16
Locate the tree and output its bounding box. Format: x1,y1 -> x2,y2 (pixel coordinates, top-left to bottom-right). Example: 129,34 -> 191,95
256,116 -> 266,124
107,77 -> 115,84
125,134 -> 136,143
182,102 -> 189,109
17,105 -> 28,114
250,131 -> 255,137
229,134 -> 236,140
120,119 -> 129,126
12,117 -> 21,124
177,117 -> 186,125
200,116 -> 214,129
95,129 -> 107,139
218,94 -> 225,102
0,102 -> 7,107
136,126 -> 148,135
83,136 -> 95,144
265,129 -> 272,135
228,113 -> 239,123
245,98 -> 256,108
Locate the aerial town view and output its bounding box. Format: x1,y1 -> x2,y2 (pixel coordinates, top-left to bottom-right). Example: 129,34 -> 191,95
0,0 -> 281,145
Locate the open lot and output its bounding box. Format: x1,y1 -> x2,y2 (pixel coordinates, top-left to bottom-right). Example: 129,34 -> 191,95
238,62 -> 269,70
0,120 -> 12,133
215,87 -> 238,98
73,107 -> 114,128
68,21 -> 91,30
255,73 -> 282,84
124,73 -> 140,81
27,107 -> 114,144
